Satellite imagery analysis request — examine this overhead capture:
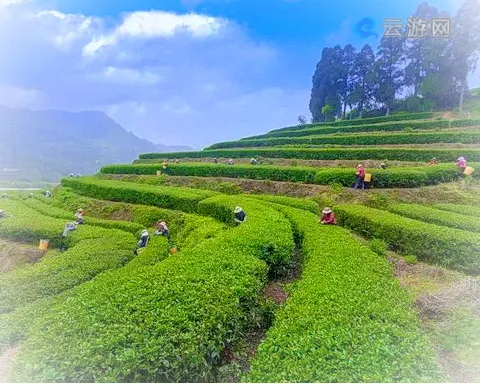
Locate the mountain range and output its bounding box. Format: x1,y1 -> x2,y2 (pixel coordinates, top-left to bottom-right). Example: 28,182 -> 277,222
0,106 -> 191,181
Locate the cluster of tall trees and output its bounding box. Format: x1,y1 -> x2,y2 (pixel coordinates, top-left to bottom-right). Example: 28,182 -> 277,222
309,0 -> 480,122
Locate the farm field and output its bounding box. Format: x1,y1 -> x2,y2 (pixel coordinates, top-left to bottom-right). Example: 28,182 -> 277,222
1,112 -> 480,382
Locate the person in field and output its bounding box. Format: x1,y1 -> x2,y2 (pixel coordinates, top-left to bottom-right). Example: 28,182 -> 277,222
228,159 -> 234,166
28,193 -> 34,198
154,221 -> 170,238
456,156 -> 467,172
2,193 -> 7,199
379,162 -> 387,170
60,222 -> 77,251
213,157 -> 218,164
43,190 -> 52,197
354,164 -> 366,190
427,157 -> 439,166
250,158 -> 258,165
234,206 -> 247,224
319,207 -> 337,225
162,160 -> 169,174
75,208 -> 84,225
134,230 -> 150,254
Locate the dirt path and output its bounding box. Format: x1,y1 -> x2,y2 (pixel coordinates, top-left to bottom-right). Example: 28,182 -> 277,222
0,346 -> 19,383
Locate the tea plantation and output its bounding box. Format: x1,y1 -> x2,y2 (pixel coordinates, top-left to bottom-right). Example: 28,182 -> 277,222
1,112 -> 479,382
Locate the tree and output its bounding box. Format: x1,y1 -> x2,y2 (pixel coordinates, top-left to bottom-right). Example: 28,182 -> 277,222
351,44 -> 376,118
374,36 -> 405,115
450,0 -> 480,113
339,44 -> 357,119
321,104 -> 335,121
309,46 -> 343,122
297,115 -> 307,125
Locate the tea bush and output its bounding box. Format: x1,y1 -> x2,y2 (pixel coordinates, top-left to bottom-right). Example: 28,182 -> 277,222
433,204 -> 480,218
387,204 -> 480,233
139,148 -> 480,162
335,204 -> 480,274
62,177 -> 217,213
246,205 -> 441,382
10,198 -> 294,382
369,238 -> 388,256
207,131 -> 480,150
247,118 -> 479,139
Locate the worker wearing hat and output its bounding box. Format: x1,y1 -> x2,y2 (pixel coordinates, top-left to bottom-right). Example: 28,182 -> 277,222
319,207 -> 337,225
154,221 -> 170,238
354,164 -> 366,190
234,206 -> 247,224
75,208 -> 85,225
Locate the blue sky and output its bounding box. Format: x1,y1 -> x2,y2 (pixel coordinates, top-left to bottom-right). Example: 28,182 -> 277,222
0,0 -> 473,148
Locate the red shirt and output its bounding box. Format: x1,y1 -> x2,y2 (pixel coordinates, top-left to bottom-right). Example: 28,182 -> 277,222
321,213 -> 336,224
457,160 -> 466,168
356,168 -> 365,178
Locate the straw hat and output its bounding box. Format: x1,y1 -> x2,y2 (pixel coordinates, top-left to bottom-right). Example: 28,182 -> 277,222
322,207 -> 332,214
357,164 -> 363,168
234,206 -> 243,214
141,230 -> 149,237
77,208 -> 84,213
457,157 -> 465,161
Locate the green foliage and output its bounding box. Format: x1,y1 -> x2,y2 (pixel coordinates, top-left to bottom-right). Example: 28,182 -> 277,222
246,205 -> 441,382
62,177 -> 217,213
197,196 -> 294,274
404,126 -> 414,133
10,198 -> 294,382
268,112 -> 435,133
249,194 -> 319,214
405,255 -> 418,265
245,118 -> 479,140
207,131 -> 480,150
19,197 -> 144,235
139,148 -> 480,162
369,238 -> 388,256
335,204 -> 480,274
386,204 -> 480,233
433,204 -> 480,218
102,163 -> 318,184
100,163 -> 478,189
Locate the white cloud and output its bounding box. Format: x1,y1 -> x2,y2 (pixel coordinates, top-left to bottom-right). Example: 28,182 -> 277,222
0,2 -> 298,147
83,11 -> 225,56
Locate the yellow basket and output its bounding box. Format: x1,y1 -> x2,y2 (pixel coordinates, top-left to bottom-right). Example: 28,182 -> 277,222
169,246 -> 178,255
364,173 -> 372,183
464,166 -> 475,176
39,239 -> 49,250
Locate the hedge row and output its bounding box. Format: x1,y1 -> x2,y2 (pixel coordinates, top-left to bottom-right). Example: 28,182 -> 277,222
0,200 -> 136,314
139,148 -> 480,162
100,163 -> 475,188
247,204 -> 441,382
207,131 -> 480,150
268,112 -> 436,133
10,197 -> 294,382
335,204 -> 480,274
247,118 -> 480,140
19,197 -> 144,235
101,163 -> 318,184
52,187 -> 227,252
62,177 -> 218,214
386,204 -> 480,233
433,203 -> 480,218
314,163 -> 478,188
249,194 -> 319,214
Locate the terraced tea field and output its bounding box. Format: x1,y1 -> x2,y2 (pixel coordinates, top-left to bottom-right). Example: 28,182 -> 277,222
1,112 -> 479,382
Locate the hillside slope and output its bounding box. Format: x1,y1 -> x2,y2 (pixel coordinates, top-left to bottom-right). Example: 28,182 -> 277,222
0,106 -> 190,181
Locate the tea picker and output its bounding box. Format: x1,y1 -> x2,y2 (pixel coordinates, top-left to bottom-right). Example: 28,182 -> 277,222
234,206 -> 247,224
318,207 -> 337,225
60,222 -> 77,252
134,230 -> 150,255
